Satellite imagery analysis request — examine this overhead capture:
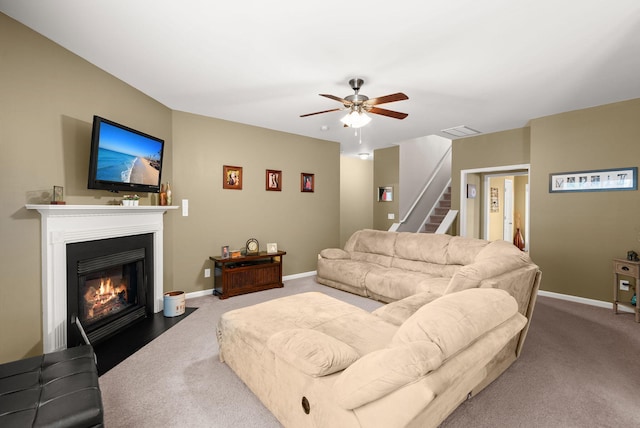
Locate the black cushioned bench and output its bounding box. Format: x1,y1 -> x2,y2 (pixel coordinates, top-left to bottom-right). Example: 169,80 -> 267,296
0,345 -> 104,427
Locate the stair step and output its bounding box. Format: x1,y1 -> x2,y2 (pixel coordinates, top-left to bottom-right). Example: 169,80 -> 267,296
429,215 -> 445,223
435,207 -> 448,216
439,200 -> 451,208
424,223 -> 439,233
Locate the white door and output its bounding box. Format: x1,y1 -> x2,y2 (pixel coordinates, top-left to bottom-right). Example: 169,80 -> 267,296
503,179 -> 514,241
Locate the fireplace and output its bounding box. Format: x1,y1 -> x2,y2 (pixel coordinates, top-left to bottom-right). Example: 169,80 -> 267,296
26,204 -> 176,353
66,234 -> 154,347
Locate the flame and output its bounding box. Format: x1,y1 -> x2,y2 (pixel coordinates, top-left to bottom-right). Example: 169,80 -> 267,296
84,276 -> 128,320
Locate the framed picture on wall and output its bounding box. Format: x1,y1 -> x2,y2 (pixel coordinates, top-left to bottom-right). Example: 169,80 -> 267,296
266,169 -> 282,191
301,173 -> 314,192
549,167 -> 637,193
378,186 -> 393,201
223,165 -> 243,190
466,184 -> 477,199
490,187 -> 499,212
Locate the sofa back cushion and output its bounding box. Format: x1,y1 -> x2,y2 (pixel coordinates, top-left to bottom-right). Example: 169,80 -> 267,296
443,244 -> 532,295
349,229 -> 398,267
391,288 -> 519,359
446,236 -> 489,265
393,232 -> 452,264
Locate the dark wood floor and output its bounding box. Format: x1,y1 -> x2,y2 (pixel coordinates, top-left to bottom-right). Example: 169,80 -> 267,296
94,307 -> 196,376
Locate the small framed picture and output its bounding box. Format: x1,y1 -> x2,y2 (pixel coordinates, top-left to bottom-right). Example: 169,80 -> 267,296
301,173 -> 314,192
223,165 -> 243,190
378,186 -> 393,202
267,243 -> 278,254
50,185 -> 65,204
221,245 -> 230,259
466,184 -> 477,199
266,169 -> 282,191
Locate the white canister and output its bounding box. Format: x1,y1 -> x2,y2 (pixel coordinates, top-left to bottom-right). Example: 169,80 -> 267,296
163,291 -> 185,317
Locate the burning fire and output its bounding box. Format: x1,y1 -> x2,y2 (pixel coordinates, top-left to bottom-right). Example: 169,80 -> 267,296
85,277 -> 128,319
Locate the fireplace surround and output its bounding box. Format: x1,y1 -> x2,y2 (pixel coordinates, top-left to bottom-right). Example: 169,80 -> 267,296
26,204 -> 177,353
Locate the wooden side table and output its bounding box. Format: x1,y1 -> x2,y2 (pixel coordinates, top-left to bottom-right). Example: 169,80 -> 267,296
612,258 -> 640,322
210,251 -> 286,299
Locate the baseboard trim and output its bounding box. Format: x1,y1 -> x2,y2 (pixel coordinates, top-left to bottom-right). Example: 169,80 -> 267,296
183,271 -> 317,300
538,290 -> 634,313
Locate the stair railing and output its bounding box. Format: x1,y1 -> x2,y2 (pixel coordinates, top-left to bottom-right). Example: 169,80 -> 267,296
391,146 -> 452,233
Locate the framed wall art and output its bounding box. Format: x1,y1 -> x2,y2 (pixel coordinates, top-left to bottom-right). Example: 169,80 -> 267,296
490,187 -> 499,212
378,186 -> 393,201
223,165 -> 243,190
51,185 -> 65,205
301,173 -> 314,192
549,167 -> 637,193
466,184 -> 477,199
266,169 -> 282,191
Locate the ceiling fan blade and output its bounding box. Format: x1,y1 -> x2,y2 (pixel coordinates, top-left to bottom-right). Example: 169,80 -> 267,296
300,108 -> 342,118
368,107 -> 408,120
366,92 -> 409,106
320,94 -> 351,105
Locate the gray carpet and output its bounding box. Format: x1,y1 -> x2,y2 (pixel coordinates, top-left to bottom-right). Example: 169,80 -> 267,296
99,277 -> 640,427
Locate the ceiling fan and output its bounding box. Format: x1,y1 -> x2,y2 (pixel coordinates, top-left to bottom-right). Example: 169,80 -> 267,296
300,78 -> 409,128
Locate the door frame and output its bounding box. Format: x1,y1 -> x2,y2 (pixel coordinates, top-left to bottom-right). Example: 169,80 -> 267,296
459,164 -> 530,243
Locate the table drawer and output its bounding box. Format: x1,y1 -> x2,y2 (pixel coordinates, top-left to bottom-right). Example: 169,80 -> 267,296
614,260 -> 639,277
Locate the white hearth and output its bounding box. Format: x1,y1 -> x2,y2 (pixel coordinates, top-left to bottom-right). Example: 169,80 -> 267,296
26,204 -> 177,352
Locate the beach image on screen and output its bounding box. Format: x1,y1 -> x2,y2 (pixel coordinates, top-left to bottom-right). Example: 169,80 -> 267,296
95,122 -> 162,186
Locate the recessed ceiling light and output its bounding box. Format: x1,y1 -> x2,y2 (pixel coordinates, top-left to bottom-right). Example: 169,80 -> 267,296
320,125 -> 329,131
441,125 -> 481,138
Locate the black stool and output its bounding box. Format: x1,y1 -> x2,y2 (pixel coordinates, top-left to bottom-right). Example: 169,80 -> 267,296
0,345 -> 104,427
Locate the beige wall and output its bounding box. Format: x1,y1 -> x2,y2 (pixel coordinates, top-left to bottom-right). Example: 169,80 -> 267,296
530,99 -> 640,301
0,14 -> 340,362
454,99 -> 640,302
340,157 -> 373,246
0,13 -> 173,363
373,146 -> 399,230
170,111 -> 340,292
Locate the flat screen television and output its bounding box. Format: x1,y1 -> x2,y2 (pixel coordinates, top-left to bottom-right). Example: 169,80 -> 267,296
88,115 -> 164,193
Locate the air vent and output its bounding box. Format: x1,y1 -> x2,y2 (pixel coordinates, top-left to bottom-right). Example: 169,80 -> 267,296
441,125 -> 481,138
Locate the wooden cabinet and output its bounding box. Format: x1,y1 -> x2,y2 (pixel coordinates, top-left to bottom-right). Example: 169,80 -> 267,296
612,258 -> 640,322
210,251 -> 286,299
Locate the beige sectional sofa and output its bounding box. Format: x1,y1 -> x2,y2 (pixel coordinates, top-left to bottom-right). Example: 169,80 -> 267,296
217,230 -> 541,427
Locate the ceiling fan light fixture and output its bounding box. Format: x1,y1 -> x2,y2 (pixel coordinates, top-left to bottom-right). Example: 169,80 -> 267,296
340,110 -> 371,128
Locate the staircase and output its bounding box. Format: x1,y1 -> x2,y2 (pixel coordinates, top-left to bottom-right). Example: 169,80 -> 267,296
423,187 -> 451,233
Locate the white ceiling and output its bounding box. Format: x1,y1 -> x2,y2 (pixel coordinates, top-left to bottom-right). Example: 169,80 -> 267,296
2,1 -> 640,157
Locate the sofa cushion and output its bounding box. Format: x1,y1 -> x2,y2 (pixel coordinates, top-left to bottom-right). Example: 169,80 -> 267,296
446,235 -> 489,265
317,258 -> 374,290
392,288 -> 519,359
364,267 -> 446,302
443,252 -> 530,295
372,291 -> 441,326
351,229 -> 398,256
393,232 -> 452,265
319,248 -> 350,260
267,329 -> 360,377
333,341 -> 443,410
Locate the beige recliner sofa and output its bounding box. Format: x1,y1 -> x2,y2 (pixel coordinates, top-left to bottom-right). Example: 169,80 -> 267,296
217,231 -> 541,427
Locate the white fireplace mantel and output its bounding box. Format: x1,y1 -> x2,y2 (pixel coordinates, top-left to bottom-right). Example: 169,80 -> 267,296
26,204 -> 178,352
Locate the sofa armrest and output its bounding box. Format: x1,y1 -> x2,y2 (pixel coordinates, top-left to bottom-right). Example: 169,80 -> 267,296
319,248 -> 351,260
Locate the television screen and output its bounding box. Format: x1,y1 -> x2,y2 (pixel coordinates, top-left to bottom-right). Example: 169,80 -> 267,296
88,116 -> 164,193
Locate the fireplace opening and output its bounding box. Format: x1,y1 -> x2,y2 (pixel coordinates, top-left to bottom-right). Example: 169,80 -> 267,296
67,234 -> 154,347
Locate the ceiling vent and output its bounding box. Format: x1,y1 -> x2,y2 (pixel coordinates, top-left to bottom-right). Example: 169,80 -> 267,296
441,125 -> 481,138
